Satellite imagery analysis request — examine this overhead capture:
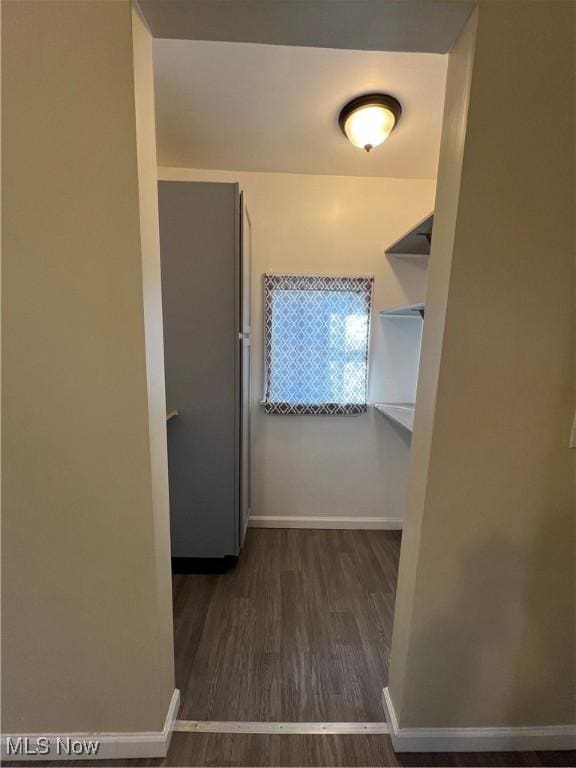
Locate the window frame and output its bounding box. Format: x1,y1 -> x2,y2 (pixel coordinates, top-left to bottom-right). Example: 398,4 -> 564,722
263,274 -> 373,415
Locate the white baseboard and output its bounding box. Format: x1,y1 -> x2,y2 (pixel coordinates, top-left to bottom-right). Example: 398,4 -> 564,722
1,689 -> 180,762
249,516 -> 403,530
382,687 -> 576,752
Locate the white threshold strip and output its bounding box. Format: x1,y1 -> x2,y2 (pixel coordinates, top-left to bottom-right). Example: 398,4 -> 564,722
174,720 -> 390,735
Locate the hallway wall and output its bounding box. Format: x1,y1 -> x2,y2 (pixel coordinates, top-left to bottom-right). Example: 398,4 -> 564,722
159,167 -> 436,526
2,1 -> 174,735
389,0 -> 576,733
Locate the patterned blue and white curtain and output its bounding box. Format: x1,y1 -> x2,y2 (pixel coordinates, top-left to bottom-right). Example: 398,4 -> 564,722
264,275 -> 373,415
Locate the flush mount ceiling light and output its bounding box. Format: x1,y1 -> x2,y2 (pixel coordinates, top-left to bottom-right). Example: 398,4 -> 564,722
338,93 -> 402,153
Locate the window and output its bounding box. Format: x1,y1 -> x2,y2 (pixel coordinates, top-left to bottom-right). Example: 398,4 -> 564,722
264,275 -> 373,415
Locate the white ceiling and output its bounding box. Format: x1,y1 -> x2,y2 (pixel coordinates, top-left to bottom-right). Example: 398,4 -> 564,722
153,41 -> 448,178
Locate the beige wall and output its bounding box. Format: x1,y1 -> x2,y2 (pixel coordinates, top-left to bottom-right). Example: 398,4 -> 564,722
389,1 -> 575,729
159,167 -> 436,524
2,0 -> 174,734
132,5 -> 175,711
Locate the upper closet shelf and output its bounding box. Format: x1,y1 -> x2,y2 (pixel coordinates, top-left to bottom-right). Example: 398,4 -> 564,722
385,213 -> 434,259
380,303 -> 425,318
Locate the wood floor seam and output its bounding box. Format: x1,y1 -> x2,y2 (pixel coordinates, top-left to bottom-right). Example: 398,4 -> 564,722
174,720 -> 391,734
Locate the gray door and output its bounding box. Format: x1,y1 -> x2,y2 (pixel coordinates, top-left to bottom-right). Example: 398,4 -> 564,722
239,195 -> 252,547
159,181 -> 240,558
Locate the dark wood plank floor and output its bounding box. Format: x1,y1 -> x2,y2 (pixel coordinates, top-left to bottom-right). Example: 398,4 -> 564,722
10,733 -> 576,767
174,528 -> 401,722
9,529 -> 576,767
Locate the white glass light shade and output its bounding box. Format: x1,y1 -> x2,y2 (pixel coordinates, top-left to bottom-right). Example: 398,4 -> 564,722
338,94 -> 402,153
343,105 -> 396,151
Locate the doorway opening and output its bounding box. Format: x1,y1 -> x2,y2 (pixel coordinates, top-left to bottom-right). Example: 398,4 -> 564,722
153,34 -> 448,729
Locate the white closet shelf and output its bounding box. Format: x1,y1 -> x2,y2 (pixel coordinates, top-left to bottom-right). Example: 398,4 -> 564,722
385,213 -> 433,259
387,252 -> 429,259
166,409 -> 179,421
374,403 -> 415,432
379,303 -> 425,318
